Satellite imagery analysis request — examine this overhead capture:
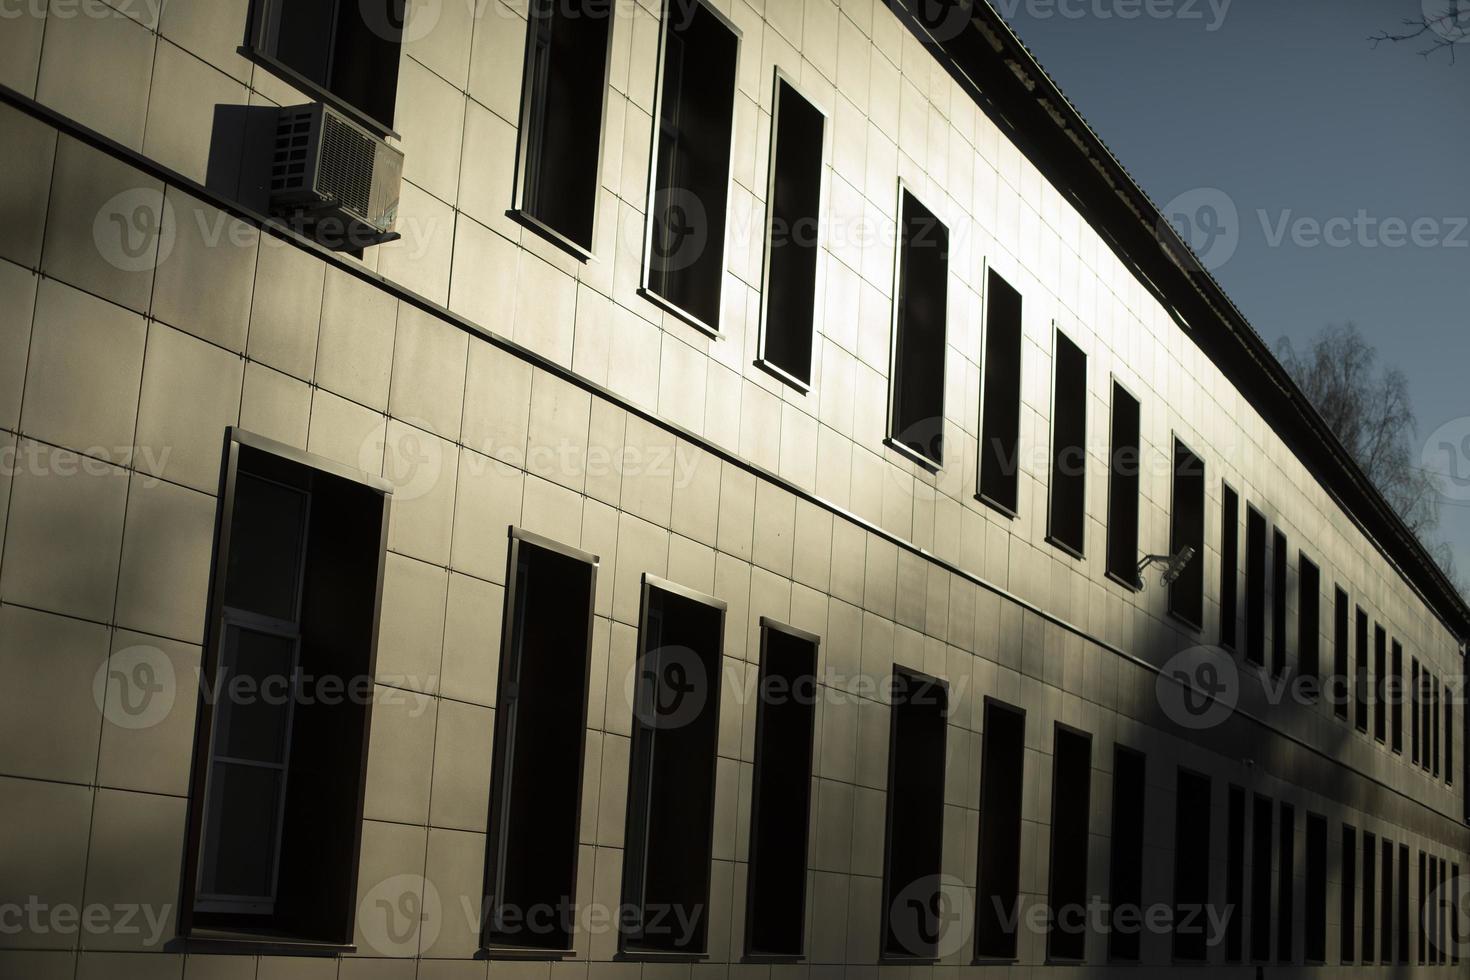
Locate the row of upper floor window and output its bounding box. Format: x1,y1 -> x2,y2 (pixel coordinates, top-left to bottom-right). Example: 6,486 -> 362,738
181,427 -> 1465,963
246,0 -> 1463,737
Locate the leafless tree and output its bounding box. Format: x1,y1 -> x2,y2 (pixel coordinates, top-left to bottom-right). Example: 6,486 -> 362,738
1370,2 -> 1469,63
1276,325 -> 1465,594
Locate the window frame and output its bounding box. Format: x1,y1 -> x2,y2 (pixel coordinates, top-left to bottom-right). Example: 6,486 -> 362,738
1045,722 -> 1092,963
179,426 -> 393,951
1297,553 -> 1321,694
1044,324 -> 1088,560
481,526 -> 600,956
754,67 -> 829,393
975,261 -> 1024,518
1103,376 -> 1143,591
638,0 -> 743,338
974,696 -> 1027,963
1166,435 -> 1206,629
1219,481 -> 1240,650
507,0 -> 618,262
242,0 -> 403,137
884,180 -> 950,472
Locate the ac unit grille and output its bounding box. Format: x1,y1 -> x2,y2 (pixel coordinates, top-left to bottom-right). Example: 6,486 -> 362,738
266,103 -> 404,244
316,111 -> 376,219
270,107 -> 317,194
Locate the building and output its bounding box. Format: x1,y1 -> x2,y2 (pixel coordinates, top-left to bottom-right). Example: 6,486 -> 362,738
0,0 -> 1465,976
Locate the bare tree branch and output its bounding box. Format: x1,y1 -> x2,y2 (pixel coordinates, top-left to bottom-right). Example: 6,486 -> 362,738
1369,6 -> 1467,63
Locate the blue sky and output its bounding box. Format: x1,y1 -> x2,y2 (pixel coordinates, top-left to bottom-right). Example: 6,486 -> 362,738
999,0 -> 1470,582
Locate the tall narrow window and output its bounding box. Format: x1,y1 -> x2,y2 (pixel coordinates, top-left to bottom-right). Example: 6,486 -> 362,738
1334,588 -> 1350,721
1047,329 -> 1087,556
1173,769 -> 1212,962
1271,528 -> 1288,676
1391,640 -> 1404,754
975,699 -> 1025,959
977,269 -> 1022,513
483,531 -> 599,951
1439,857 -> 1449,962
512,0 -> 614,256
1244,507 -> 1267,667
1362,831 -> 1376,962
745,620 -> 818,957
1277,803 -> 1294,962
1452,861 -> 1461,965
1398,844 -> 1410,964
1304,812 -> 1326,963
1342,825 -> 1357,963
1220,483 -> 1240,649
248,0 -> 403,130
643,0 -> 739,334
1423,668 -> 1434,772
1433,675 -> 1442,776
1355,607 -> 1370,734
621,577 -> 726,954
1251,793 -> 1274,962
1374,624 -> 1387,742
757,75 -> 825,388
1413,658 -> 1422,763
1380,838 -> 1394,964
1418,850 -> 1426,964
1168,439 -> 1205,625
1298,554 -> 1320,689
1047,726 -> 1091,961
1445,687 -> 1454,784
1225,785 -> 1246,962
887,188 -> 949,468
1109,747 -> 1147,962
881,669 -> 948,959
1105,383 -> 1142,586
182,430 -> 390,945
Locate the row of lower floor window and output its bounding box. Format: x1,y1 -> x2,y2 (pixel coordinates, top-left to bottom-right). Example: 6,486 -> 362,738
179,430 -> 1464,963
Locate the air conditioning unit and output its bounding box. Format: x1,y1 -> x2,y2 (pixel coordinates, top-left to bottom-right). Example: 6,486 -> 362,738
269,103 -> 404,249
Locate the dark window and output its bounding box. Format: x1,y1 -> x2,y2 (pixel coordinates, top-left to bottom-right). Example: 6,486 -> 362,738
1418,850 -> 1426,964
1439,857 -> 1449,962
1391,640 -> 1404,754
1341,825 -> 1357,963
1361,831 -> 1376,962
1355,607 -> 1370,733
1452,861 -> 1461,965
1413,658 -> 1422,763
1167,439 -> 1205,625
1244,507 -> 1267,666
881,669 -> 948,959
1271,529 -> 1288,676
1047,726 -> 1091,961
1046,330 -> 1087,556
483,532 -> 598,951
621,577 -> 726,954
1333,588 -> 1350,721
1423,668 -> 1434,772
1374,625 -> 1387,742
977,269 -> 1022,513
1109,748 -> 1147,962
1250,793 -> 1273,962
1173,769 -> 1211,962
757,76 -> 824,388
1380,838 -> 1394,964
975,698 -> 1025,959
248,0 -> 403,130
1304,812 -> 1326,963
1277,803 -> 1294,962
1105,383 -> 1141,586
513,0 -> 613,255
745,621 -> 818,958
644,0 -> 739,333
1225,785 -> 1246,962
1298,554 -> 1320,689
1398,844 -> 1410,964
1433,675 -> 1442,777
182,432 -> 389,944
887,189 -> 949,467
1446,687 -> 1454,785
1220,483 -> 1240,648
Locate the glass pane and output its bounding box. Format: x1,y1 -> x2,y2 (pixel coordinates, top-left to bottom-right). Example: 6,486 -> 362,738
214,626 -> 296,764
225,473 -> 308,622
200,761 -> 283,901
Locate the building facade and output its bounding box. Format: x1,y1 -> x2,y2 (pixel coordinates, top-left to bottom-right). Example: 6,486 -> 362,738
0,0 -> 1466,977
